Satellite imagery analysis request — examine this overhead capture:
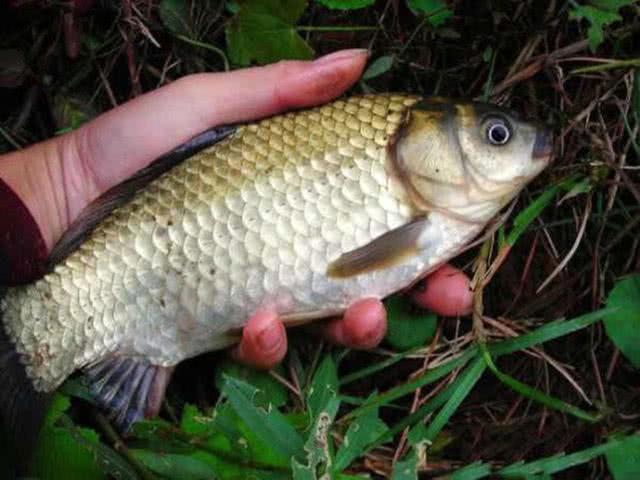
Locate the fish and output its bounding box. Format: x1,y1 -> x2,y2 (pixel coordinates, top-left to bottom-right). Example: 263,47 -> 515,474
0,94 -> 552,468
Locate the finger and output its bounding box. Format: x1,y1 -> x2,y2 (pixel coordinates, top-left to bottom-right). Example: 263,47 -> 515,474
411,264 -> 473,317
231,310 -> 287,370
323,298 -> 387,350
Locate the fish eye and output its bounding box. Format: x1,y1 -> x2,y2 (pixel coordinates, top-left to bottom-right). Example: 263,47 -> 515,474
484,116 -> 512,146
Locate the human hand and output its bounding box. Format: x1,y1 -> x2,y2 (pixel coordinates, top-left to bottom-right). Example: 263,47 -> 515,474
0,48 -> 472,369
235,264 -> 472,369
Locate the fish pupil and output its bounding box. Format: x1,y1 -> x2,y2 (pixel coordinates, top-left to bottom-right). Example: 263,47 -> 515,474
486,121 -> 511,145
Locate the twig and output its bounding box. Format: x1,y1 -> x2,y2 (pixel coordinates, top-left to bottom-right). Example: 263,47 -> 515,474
471,239 -> 492,343
537,196 -> 592,293
121,0 -> 141,97
176,34 -> 229,71
269,369 -> 301,398
95,412 -> 157,480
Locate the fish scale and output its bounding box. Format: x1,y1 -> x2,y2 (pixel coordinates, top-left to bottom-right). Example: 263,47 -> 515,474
2,94 -> 441,391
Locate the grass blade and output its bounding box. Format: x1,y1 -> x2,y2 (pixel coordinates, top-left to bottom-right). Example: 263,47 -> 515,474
499,435 -> 639,477
422,356 -> 486,442
481,345 -> 601,422
490,308 -> 613,356
507,176 -> 579,246
340,347 -> 421,386
342,348 -> 477,421
365,377 -> 458,451
345,307 -> 611,422
450,461 -> 492,480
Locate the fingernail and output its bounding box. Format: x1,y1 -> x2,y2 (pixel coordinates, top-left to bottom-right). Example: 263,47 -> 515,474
257,322 -> 282,351
313,49 -> 369,66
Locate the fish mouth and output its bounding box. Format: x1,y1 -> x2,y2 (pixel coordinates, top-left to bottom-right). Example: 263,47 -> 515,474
533,127 -> 554,161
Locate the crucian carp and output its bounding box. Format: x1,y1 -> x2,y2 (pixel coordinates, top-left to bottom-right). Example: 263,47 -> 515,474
0,94 -> 552,464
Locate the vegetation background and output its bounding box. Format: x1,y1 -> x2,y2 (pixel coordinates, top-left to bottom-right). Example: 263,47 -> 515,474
0,0 -> 639,478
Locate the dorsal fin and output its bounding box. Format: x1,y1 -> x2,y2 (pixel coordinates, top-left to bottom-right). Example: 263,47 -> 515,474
47,125 -> 237,266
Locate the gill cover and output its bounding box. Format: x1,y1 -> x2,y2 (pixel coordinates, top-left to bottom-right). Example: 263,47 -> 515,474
391,98 -> 550,223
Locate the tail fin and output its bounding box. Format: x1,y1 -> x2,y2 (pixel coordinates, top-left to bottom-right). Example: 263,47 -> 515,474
0,315 -> 48,478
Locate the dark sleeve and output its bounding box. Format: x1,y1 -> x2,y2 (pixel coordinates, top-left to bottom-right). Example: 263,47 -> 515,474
0,178 -> 47,285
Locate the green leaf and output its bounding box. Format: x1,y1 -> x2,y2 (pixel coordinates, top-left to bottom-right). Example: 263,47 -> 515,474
131,450 -> 217,480
59,377 -> 97,404
159,0 -> 193,38
225,0 -> 314,66
333,407 -> 387,471
558,177 -> 593,202
53,93 -> 97,134
482,46 -> 493,63
32,394 -> 109,480
384,296 -> 438,350
604,274 -> 640,368
605,434 -> 640,479
43,392 -> 71,427
362,55 -> 394,80
314,0 -> 375,10
307,354 -> 339,423
135,407 -> 291,479
223,376 -> 305,461
216,360 -> 288,408
450,461 -> 492,480
33,424 -> 107,480
407,0 -> 453,27
292,397 -> 341,479
58,414 -> 139,480
568,0 -> 635,51
391,449 -> 418,480
213,403 -> 293,470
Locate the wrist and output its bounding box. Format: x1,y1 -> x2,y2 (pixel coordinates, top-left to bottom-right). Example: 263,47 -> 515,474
0,139 -> 73,254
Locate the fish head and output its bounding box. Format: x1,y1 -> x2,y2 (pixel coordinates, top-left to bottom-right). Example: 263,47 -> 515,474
393,98 -> 553,222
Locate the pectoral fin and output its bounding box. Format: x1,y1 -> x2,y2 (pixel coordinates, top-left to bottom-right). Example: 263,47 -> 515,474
327,217 -> 429,278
